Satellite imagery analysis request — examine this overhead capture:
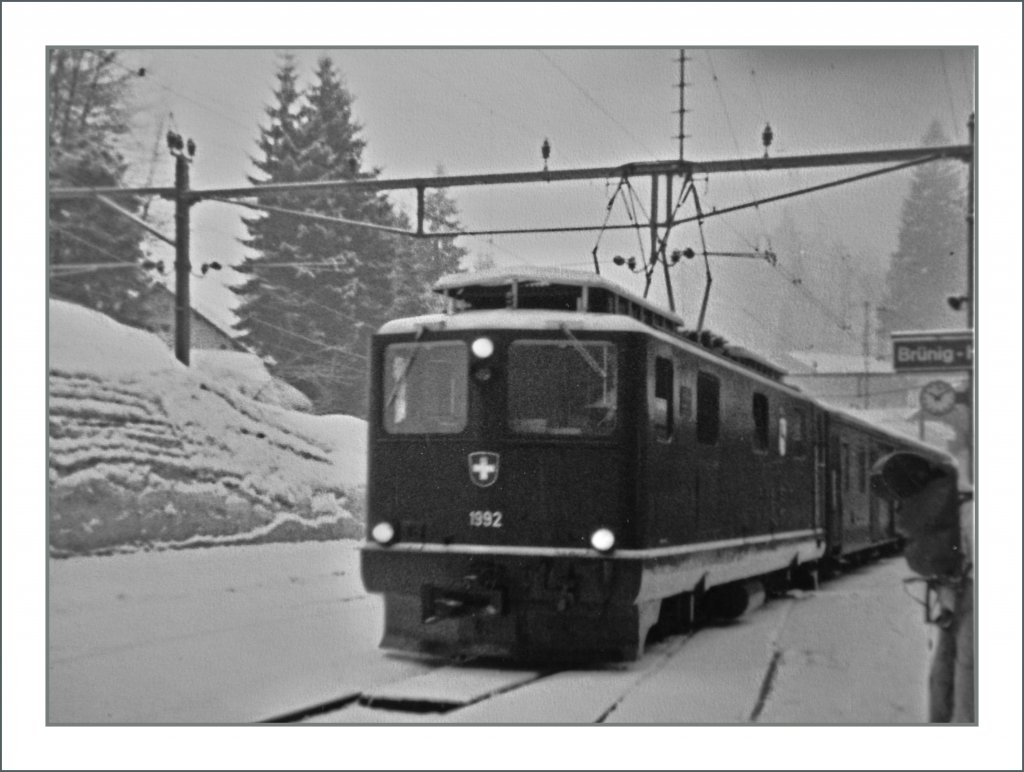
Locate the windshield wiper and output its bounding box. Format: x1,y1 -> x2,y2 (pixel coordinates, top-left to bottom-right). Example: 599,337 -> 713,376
385,325 -> 427,410
559,323 -> 606,379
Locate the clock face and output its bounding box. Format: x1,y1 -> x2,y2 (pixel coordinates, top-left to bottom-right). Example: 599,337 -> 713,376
921,380 -> 956,416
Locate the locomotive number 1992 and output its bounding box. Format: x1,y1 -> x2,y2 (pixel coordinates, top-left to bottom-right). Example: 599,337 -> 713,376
469,510 -> 503,528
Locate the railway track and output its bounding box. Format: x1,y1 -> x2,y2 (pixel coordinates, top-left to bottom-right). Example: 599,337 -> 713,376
257,557 -> 926,724
264,630 -> 696,724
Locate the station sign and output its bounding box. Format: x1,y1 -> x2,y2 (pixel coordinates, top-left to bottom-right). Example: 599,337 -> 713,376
891,330 -> 973,372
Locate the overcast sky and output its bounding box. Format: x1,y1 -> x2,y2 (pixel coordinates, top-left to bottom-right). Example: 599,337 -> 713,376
114,46 -> 975,352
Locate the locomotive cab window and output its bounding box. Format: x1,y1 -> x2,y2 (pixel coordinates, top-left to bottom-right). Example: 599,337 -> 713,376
696,372 -> 720,445
653,356 -> 674,440
383,341 -> 468,434
508,340 -> 617,436
752,392 -> 769,451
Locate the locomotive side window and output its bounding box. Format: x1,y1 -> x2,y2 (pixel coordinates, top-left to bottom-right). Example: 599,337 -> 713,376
383,341 -> 468,434
790,408 -> 807,456
654,356 -> 674,440
696,372 -> 720,445
752,392 -> 769,451
508,340 -> 617,436
678,384 -> 693,422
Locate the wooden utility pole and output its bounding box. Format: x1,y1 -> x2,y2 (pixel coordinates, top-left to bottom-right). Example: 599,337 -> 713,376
173,151 -> 192,366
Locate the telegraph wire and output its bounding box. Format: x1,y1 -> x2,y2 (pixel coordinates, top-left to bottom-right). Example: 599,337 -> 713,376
748,63 -> 770,123
48,222 -> 144,270
537,50 -> 657,158
242,316 -> 368,364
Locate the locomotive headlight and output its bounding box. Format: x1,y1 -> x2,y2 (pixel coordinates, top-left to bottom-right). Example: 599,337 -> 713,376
471,337 -> 494,359
590,528 -> 616,553
371,522 -> 396,545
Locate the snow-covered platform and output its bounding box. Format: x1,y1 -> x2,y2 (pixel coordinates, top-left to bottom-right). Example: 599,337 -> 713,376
49,541 -> 934,724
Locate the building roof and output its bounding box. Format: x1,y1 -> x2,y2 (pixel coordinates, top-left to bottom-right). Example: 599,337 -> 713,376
786,351 -> 894,375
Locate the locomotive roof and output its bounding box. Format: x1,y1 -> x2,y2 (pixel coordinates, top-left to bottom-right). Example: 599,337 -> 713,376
433,266 -> 687,326
428,267 -> 788,381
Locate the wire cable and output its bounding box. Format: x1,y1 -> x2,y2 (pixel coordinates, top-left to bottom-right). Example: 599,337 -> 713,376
537,50 -> 657,158
48,222 -> 145,269
704,52 -> 769,236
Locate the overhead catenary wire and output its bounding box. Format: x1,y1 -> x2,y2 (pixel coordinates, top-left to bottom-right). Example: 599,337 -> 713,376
937,50 -> 963,141
705,52 -> 769,237
537,50 -> 657,158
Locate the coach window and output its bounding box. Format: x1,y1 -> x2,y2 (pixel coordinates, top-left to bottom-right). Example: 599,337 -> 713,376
778,415 -> 788,456
696,372 -> 720,445
842,442 -> 851,492
654,356 -> 674,440
752,392 -> 770,451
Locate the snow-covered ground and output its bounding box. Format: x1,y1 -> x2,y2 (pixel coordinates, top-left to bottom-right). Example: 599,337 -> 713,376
48,300 -> 366,554
50,540 -> 928,726
48,541 -> 433,723
38,536 -> 1019,767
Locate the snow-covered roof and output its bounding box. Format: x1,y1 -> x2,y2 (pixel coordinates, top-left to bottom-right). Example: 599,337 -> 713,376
433,266 -> 687,327
786,351 -> 894,375
890,329 -> 974,339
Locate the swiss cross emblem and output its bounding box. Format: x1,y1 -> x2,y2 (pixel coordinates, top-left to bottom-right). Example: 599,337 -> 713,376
468,452 -> 500,488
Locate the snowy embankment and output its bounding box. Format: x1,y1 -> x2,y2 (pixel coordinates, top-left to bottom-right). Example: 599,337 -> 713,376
48,300 -> 367,555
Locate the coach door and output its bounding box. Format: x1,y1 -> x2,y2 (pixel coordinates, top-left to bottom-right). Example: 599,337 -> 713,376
813,410 -> 827,533
694,370 -> 722,541
646,346 -> 691,543
826,426 -> 844,551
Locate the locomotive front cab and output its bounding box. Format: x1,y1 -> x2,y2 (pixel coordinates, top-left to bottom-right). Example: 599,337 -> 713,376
365,322 -> 637,550
360,270 -> 656,659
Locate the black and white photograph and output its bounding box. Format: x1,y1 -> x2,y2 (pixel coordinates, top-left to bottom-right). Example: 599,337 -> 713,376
4,3 -> 1022,770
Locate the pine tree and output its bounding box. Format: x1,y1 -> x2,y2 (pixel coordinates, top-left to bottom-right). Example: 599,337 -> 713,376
233,58 -> 467,416
48,49 -> 153,324
387,168 -> 468,319
878,122 -> 967,338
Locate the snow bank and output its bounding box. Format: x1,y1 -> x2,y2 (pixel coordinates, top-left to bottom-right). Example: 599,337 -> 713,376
48,300 -> 367,555
49,299 -> 182,377
191,350 -> 313,412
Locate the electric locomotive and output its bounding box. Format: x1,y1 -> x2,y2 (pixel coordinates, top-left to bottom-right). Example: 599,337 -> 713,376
359,267 -> 953,661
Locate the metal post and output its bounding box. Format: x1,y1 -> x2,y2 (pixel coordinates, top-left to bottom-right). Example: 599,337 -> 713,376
678,49 -> 687,161
174,153 -> 192,366
416,185 -> 425,236
663,174 -> 676,312
862,301 -> 871,409
643,174 -> 659,299
649,173 -> 659,271
965,114 -> 975,483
